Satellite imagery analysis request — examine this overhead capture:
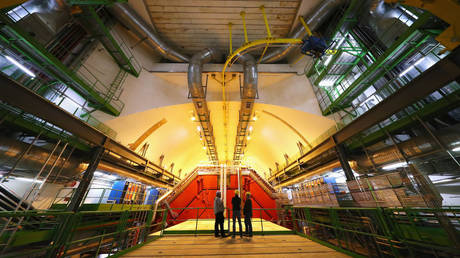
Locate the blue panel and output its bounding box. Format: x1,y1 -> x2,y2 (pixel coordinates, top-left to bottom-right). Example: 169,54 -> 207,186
145,188 -> 159,205
108,180 -> 125,204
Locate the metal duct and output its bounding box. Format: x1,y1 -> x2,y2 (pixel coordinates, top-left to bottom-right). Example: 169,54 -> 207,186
108,3 -> 189,63
260,0 -> 346,63
188,48 -> 219,163
233,54 -> 257,162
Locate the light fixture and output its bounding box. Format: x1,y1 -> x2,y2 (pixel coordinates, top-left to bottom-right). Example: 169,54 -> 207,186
399,58 -> 424,77
382,161 -> 408,170
452,147 -> 460,152
249,126 -> 253,132
191,116 -> 196,121
202,146 -> 207,150
5,56 -> 36,78
196,126 -> 201,132
246,136 -> 251,140
252,116 -> 257,121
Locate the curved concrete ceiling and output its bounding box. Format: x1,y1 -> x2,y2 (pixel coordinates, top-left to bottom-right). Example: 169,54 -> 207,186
104,101 -> 335,178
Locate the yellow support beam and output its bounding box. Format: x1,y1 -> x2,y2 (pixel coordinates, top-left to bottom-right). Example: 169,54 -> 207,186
240,11 -> 249,43
228,22 -> 233,55
0,0 -> 28,9
128,118 -> 167,151
259,5 -> 272,38
299,16 -> 313,37
385,0 -> 460,51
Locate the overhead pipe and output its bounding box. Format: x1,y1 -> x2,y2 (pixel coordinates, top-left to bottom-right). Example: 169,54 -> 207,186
233,54 -> 257,162
108,3 -> 189,63
260,0 -> 347,63
188,48 -> 219,163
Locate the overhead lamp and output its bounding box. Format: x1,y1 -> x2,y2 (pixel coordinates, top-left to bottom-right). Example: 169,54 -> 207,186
5,56 -> 36,78
197,126 -> 201,132
399,58 -> 424,77
190,116 -> 196,121
249,126 -> 253,132
202,146 -> 206,150
252,116 -> 258,121
452,147 -> 460,152
246,136 -> 251,140
382,161 -> 408,170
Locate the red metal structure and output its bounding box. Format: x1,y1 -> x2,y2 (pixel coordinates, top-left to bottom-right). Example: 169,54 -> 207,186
167,167 -> 277,225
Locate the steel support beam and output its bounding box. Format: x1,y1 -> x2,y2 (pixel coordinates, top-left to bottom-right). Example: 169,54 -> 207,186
334,142 -> 355,181
67,146 -> 104,211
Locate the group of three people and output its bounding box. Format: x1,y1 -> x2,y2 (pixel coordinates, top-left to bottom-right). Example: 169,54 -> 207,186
214,190 -> 253,238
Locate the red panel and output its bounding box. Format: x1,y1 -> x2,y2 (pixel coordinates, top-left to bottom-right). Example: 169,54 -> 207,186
168,174 -> 278,224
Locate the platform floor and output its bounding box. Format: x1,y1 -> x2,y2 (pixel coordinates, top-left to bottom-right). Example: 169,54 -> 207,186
163,219 -> 290,234
122,235 -> 349,257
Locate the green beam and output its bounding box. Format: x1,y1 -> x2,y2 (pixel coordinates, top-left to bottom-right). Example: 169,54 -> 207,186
0,15 -> 122,116
313,50 -> 344,86
322,12 -> 431,115
75,6 -> 140,77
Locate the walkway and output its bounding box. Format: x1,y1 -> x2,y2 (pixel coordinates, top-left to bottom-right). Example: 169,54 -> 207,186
122,235 -> 349,257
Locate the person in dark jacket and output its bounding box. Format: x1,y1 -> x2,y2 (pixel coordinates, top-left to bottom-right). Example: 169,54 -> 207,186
214,191 -> 226,237
231,190 -> 243,238
243,192 -> 253,237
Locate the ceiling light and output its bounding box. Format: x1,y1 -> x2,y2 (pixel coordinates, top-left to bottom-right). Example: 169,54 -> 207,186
6,56 -> 36,78
382,162 -> 408,170
252,116 -> 257,121
203,146 -> 206,150
191,116 -> 196,121
249,126 -> 253,132
246,136 -> 251,140
452,147 -> 460,152
197,126 -> 201,132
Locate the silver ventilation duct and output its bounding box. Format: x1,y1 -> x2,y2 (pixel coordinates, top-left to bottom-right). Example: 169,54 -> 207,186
233,54 -> 257,162
188,48 -> 219,163
108,3 -> 189,63
260,0 -> 347,63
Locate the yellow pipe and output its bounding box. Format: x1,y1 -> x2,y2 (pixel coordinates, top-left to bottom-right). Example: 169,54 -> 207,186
228,22 -> 233,55
299,16 -> 313,37
257,43 -> 270,64
259,5 -> 272,38
240,11 -> 249,43
222,38 -> 302,75
221,37 -> 302,162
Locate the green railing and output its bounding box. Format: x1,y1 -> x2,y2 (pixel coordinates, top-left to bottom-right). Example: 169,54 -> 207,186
290,206 -> 460,257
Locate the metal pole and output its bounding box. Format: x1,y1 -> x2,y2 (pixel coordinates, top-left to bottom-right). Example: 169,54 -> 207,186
240,11 -> 249,43
259,5 -> 272,38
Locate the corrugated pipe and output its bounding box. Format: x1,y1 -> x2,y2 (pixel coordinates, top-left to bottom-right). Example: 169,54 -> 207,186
260,0 -> 347,63
188,48 -> 219,162
108,3 -> 189,63
233,54 -> 257,161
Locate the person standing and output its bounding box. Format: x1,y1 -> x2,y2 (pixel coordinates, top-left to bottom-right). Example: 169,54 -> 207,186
231,190 -> 243,238
243,192 -> 253,237
214,191 -> 225,237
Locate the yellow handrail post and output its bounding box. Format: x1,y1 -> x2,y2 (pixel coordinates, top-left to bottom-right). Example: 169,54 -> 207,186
240,11 -> 249,44
299,16 -> 313,37
259,5 -> 272,38
228,22 -> 233,55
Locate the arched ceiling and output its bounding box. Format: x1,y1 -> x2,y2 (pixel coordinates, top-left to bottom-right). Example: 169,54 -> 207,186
104,101 -> 335,178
